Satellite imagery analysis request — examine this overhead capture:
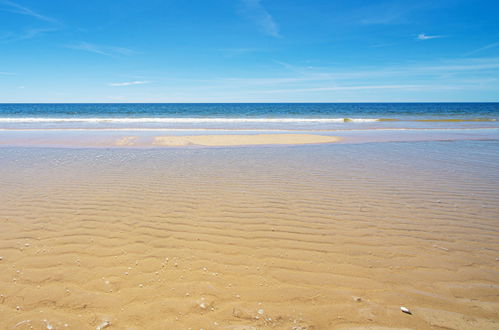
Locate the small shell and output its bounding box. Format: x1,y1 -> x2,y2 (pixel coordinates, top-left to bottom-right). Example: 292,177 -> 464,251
96,320 -> 110,330
400,306 -> 412,314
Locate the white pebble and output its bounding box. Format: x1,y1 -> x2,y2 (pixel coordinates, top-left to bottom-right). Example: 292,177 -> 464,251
400,306 -> 412,314
257,309 -> 264,315
96,320 -> 110,329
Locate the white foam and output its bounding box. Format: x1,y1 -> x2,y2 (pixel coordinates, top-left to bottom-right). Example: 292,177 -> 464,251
0,117 -> 379,123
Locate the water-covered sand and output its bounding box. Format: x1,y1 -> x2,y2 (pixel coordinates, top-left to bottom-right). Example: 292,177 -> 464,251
0,141 -> 498,329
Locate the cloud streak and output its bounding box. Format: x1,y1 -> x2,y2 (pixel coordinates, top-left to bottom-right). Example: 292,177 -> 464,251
418,33 -> 443,40
109,81 -> 150,87
0,28 -> 56,43
357,1 -> 425,25
0,0 -> 57,23
66,42 -> 136,57
261,84 -> 457,94
465,41 -> 499,56
206,57 -> 499,94
240,0 -> 280,37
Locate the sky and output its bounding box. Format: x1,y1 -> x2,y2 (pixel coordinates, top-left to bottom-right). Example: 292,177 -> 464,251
1,0 -> 499,102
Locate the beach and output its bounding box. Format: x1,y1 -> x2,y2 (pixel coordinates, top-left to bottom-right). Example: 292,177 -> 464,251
0,103 -> 498,329
0,139 -> 498,329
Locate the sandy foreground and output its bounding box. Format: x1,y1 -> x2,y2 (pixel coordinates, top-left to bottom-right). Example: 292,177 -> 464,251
0,142 -> 498,329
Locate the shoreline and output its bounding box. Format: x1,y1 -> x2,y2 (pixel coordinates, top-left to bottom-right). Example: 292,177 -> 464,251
0,128 -> 496,148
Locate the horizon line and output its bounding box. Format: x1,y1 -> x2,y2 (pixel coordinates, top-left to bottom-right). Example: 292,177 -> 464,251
1,101 -> 498,105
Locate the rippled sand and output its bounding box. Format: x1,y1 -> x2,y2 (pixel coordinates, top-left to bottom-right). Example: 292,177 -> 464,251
0,141 -> 498,329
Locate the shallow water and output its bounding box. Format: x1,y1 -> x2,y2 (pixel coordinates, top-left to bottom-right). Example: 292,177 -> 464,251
0,141 -> 498,329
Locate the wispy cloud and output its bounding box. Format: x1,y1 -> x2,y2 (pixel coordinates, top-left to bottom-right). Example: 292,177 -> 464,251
240,0 -> 280,37
20,28 -> 55,39
0,71 -> 16,75
0,0 -> 57,23
218,48 -> 262,57
465,41 -> 499,56
0,28 -> 56,42
417,33 -> 443,40
66,42 -> 136,57
208,57 -> 499,91
109,81 -> 150,87
261,84 -> 457,94
358,1 -> 424,25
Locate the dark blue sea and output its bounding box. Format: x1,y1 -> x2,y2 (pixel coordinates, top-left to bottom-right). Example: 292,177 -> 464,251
0,103 -> 497,131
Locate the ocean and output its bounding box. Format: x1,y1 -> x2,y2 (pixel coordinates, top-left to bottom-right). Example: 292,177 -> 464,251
0,103 -> 498,147
0,103 -> 497,128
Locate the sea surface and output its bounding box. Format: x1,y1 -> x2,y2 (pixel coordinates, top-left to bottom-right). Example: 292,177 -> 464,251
0,103 -> 498,131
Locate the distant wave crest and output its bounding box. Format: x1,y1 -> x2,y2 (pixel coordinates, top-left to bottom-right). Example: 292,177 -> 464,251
0,117 -> 380,123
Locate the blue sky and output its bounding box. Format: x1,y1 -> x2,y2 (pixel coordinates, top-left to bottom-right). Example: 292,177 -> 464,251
1,0 -> 499,102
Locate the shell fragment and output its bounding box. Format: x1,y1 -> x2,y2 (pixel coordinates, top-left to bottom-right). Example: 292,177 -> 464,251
400,306 -> 412,314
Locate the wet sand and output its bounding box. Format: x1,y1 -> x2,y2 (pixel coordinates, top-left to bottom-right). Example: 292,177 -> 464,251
0,141 -> 498,329
152,134 -> 340,146
0,128 -> 497,148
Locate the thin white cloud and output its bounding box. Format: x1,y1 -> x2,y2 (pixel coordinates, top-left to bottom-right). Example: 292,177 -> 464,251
465,41 -> 499,56
210,57 -> 499,88
0,0 -> 57,23
261,85 -> 439,94
66,42 -> 136,57
357,2 -> 427,25
218,48 -> 262,57
109,81 -> 150,87
0,28 -> 56,42
417,33 -> 443,40
240,0 -> 280,37
0,71 -> 16,75
20,28 -> 55,40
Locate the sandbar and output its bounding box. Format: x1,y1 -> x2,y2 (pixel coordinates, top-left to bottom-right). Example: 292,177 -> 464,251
152,133 -> 340,146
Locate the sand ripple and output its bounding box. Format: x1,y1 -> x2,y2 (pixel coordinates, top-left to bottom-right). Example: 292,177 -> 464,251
0,142 -> 498,329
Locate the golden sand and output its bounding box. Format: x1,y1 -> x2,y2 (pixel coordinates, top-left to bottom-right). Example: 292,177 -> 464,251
152,134 -> 340,146
0,144 -> 498,329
